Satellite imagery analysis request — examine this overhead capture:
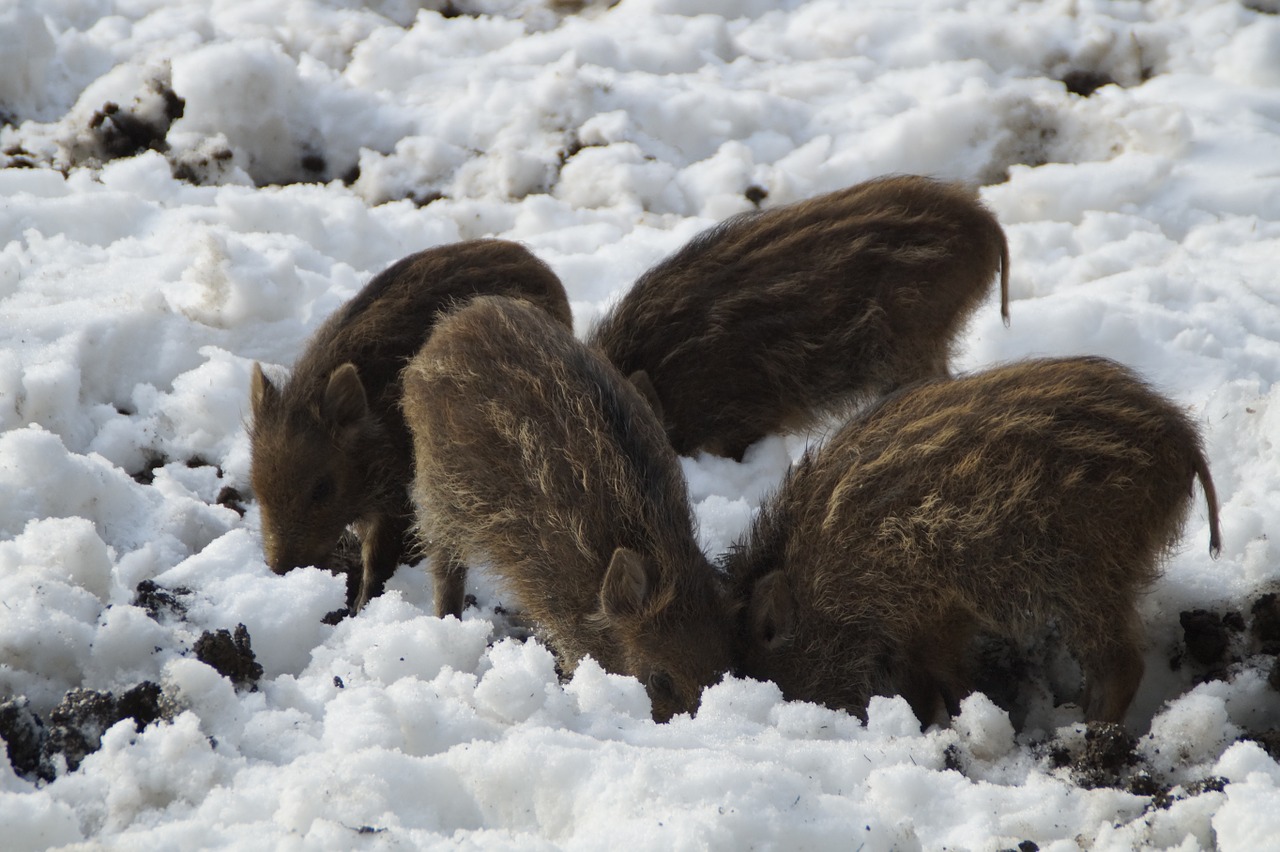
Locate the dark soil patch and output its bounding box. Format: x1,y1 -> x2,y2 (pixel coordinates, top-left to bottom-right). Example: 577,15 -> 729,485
215,485 -> 247,517
116,681 -> 164,730
1077,722 -> 1138,789
1126,770 -> 1164,800
1143,775 -> 1230,811
547,0 -> 617,13
131,452 -> 168,485
409,190 -> 447,208
1040,722 -> 1234,808
744,185 -> 769,207
980,99 -> 1064,185
1186,776 -> 1229,796
1060,69 -> 1116,97
194,624 -> 264,690
133,579 -> 191,621
1180,609 -> 1231,666
2,143 -> 37,168
1041,722 -> 1140,790
0,698 -> 46,780
557,134 -> 585,168
2,682 -> 168,781
170,144 -> 236,185
44,689 -> 126,774
76,80 -> 185,165
1251,593 -> 1280,654
88,101 -> 165,159
1243,729 -> 1280,760
1171,608 -> 1246,685
217,132 -> 375,188
996,842 -> 1039,852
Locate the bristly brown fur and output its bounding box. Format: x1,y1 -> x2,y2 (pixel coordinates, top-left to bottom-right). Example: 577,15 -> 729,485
249,240 -> 571,611
723,356 -> 1222,726
588,174 -> 1011,460
403,295 -> 733,722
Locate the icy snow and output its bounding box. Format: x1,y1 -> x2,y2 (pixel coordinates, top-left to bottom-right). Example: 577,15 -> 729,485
2,0 -> 1279,848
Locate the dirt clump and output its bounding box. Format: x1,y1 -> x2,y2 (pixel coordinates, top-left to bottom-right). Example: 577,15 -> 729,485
133,579 -> 191,621
1,683 -> 167,780
0,698 -> 46,780
194,624 -> 264,690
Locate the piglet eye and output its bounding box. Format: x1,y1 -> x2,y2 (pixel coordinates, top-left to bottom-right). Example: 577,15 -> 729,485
310,476 -> 334,505
647,672 -> 676,701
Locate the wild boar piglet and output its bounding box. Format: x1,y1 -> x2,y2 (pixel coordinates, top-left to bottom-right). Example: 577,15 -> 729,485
403,295 -> 734,722
589,174 -> 1010,460
249,240 -> 571,611
726,356 -> 1221,726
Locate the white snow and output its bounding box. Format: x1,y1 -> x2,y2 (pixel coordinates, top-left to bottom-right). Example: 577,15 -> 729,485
2,0 -> 1279,848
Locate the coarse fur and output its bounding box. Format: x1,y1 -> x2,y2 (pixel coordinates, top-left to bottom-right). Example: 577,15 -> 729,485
249,240 -> 572,611
724,357 -> 1222,726
403,296 -> 733,722
588,174 -> 1011,460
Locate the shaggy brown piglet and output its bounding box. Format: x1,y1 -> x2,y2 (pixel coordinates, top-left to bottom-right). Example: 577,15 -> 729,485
724,356 -> 1222,726
588,174 -> 1010,461
249,240 -> 571,612
403,295 -> 733,722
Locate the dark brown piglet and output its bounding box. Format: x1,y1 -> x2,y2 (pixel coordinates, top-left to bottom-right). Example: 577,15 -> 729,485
249,240 -> 571,612
725,356 -> 1221,726
588,174 -> 1010,460
403,295 -> 733,722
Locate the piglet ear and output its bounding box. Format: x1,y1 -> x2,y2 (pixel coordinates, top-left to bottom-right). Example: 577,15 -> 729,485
627,370 -> 664,423
323,363 -> 369,426
250,362 -> 277,417
750,571 -> 796,651
601,547 -> 658,618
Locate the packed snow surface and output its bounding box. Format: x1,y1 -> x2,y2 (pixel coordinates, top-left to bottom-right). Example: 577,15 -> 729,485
2,0 -> 1280,848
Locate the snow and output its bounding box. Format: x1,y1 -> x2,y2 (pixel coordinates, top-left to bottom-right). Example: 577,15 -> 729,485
2,0 -> 1279,848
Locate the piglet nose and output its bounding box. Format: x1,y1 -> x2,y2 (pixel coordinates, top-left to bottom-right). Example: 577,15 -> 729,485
266,545 -> 325,576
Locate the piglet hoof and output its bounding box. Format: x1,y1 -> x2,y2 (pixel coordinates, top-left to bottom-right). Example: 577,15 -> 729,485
322,607 -> 351,625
